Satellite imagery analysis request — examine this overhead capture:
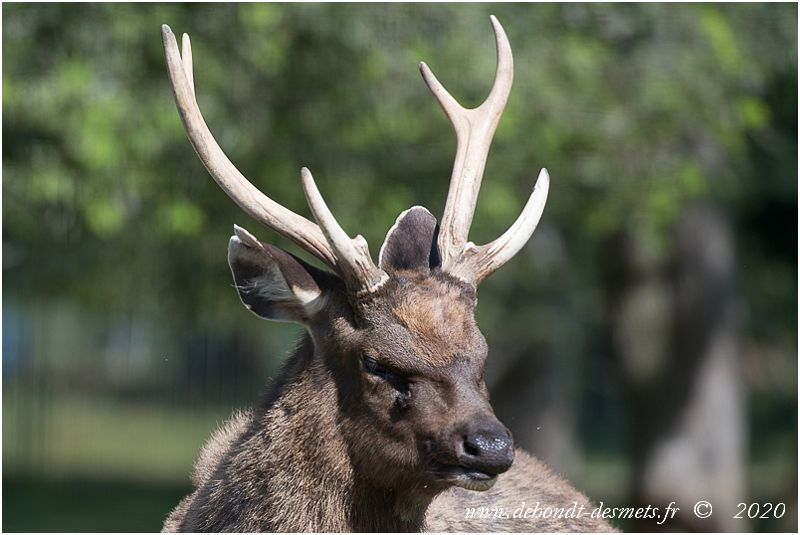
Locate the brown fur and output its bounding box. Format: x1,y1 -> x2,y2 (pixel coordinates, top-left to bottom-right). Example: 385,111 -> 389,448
163,272 -> 617,532
391,271 -> 478,368
164,336 -> 432,532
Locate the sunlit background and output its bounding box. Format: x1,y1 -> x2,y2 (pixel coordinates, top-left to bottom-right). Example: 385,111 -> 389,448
3,3 -> 797,532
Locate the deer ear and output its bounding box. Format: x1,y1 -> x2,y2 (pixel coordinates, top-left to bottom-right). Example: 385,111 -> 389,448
227,225 -> 337,322
379,206 -> 441,272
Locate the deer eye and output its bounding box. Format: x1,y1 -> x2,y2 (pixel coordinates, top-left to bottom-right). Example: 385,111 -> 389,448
362,355 -> 410,393
363,355 -> 395,381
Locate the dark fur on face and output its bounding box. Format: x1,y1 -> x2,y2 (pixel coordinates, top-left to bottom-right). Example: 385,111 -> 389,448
324,270 -> 497,492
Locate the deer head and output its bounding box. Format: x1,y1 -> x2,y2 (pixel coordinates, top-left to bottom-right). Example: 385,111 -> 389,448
162,16 -> 548,495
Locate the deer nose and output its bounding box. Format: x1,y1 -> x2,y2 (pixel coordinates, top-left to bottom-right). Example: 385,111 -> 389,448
456,423 -> 514,475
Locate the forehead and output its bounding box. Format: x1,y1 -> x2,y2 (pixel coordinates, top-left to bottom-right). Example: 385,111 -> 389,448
362,271 -> 484,369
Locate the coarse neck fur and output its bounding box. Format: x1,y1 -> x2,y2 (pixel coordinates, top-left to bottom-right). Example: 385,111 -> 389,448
169,334 -> 435,532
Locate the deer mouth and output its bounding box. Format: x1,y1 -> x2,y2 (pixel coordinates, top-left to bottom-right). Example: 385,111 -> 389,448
433,464 -> 498,492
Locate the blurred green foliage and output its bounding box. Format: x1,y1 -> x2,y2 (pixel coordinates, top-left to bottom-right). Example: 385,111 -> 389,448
5,4 -> 795,317
3,3 -> 797,532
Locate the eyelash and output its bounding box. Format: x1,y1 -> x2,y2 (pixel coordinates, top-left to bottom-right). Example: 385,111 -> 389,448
363,355 -> 395,380
363,355 -> 410,395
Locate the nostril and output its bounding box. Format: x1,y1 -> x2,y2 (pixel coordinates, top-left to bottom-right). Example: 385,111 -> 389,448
463,435 -> 480,457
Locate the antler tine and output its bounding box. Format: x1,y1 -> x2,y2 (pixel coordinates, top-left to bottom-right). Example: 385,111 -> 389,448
300,168 -> 388,294
180,33 -> 195,97
420,15 -> 514,270
161,25 -> 336,268
450,169 -> 550,285
484,15 -> 514,114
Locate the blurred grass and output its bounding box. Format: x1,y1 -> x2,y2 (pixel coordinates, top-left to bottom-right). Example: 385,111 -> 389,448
4,388 -> 232,483
3,477 -> 189,532
3,388 -> 231,530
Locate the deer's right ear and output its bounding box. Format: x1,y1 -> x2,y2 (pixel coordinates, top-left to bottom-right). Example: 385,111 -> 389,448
227,225 -> 336,323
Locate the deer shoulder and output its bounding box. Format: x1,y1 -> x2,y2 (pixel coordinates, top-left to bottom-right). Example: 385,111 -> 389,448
429,451 -> 618,532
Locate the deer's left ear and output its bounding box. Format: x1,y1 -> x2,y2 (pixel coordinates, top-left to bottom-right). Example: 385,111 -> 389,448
227,225 -> 339,323
379,206 -> 441,272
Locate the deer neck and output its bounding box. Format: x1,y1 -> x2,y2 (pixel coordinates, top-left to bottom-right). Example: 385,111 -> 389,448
252,333 -> 432,532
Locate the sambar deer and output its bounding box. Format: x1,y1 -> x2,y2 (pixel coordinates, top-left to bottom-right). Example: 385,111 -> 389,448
161,17 -> 616,532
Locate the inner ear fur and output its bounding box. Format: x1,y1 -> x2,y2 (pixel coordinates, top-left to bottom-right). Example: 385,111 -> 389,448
379,206 -> 441,272
227,225 -> 340,323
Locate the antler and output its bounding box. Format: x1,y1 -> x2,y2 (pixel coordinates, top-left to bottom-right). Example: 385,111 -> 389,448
420,16 -> 549,285
161,25 -> 387,294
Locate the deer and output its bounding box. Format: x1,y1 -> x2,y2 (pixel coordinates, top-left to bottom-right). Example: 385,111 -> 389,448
160,16 -> 617,533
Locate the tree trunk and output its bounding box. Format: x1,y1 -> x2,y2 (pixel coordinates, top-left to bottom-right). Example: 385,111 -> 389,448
609,203 -> 746,531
